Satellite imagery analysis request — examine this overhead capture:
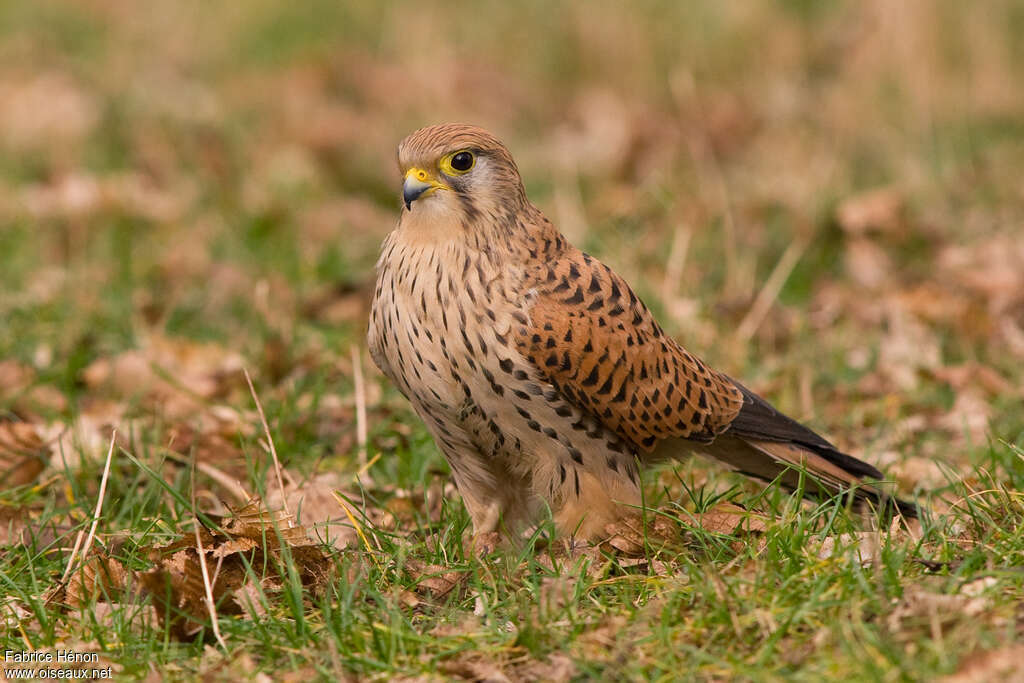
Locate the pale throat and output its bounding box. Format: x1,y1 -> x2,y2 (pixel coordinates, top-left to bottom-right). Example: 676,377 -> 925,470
397,196 -> 468,246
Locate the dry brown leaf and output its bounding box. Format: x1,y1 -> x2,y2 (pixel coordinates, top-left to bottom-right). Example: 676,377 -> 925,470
211,537 -> 260,558
598,511 -> 682,557
404,558 -> 464,598
65,554 -> 132,607
1,596 -> 32,631
573,615 -> 630,664
693,502 -> 769,536
429,613 -> 484,639
938,236 -> 1024,314
0,359 -> 34,399
438,653 -> 512,683
815,532 -> 881,566
39,408 -> 123,477
20,384 -> 69,415
836,187 -> 905,235
895,283 -> 972,327
45,537 -> 133,609
140,538 -> 226,639
887,579 -> 997,638
844,237 -> 893,289
873,306 -> 943,392
379,478 -> 448,530
165,423 -> 248,488
220,497 -> 316,549
880,449 -> 948,490
931,362 -> 1016,397
267,472 -> 364,549
941,644 -> 1024,683
0,72 -> 99,150
0,420 -> 48,488
513,653 -> 577,683
603,530 -> 645,556
84,602 -> 160,632
381,495 -> 421,529
130,497 -> 330,640
0,506 -> 33,546
81,333 -> 245,421
938,390 -> 992,443
231,579 -> 271,618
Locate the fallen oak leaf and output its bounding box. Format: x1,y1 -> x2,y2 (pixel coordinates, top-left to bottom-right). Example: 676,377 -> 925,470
941,644 -> 1024,683
210,536 -> 260,558
836,186 -> 905,236
404,557 -> 465,599
64,553 -> 132,608
0,360 -> 34,399
600,512 -> 680,557
814,531 -> 882,566
134,497 -> 330,640
886,580 -> 998,640
930,362 -> 1017,397
438,652 -> 512,683
0,420 -> 48,488
692,502 -> 769,536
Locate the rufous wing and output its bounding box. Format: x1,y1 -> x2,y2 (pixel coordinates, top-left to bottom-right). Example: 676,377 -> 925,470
515,250 -> 744,452
516,249 -> 917,517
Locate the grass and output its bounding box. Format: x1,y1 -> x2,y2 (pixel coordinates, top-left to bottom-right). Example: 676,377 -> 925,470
2,0 -> 1024,680
6,457 -> 1023,680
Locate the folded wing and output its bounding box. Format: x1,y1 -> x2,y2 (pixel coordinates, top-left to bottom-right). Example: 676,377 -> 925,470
517,249 -> 916,517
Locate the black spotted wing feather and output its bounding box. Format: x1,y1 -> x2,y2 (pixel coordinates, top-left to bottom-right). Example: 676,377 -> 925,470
515,250 -> 744,452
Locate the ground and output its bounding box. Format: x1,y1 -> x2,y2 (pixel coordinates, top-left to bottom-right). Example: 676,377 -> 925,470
1,1 -> 1023,680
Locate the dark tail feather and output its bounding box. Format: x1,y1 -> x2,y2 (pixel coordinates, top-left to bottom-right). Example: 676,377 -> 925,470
704,380 -> 919,518
703,435 -> 918,518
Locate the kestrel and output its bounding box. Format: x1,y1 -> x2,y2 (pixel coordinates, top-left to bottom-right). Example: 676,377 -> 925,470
368,124 -> 915,542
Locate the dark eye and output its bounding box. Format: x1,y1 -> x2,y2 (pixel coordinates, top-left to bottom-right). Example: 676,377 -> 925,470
450,151 -> 474,172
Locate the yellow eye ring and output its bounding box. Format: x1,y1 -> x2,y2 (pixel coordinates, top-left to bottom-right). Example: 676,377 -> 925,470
440,150 -> 475,175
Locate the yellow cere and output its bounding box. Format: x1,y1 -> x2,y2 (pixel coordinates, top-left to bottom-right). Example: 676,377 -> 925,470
406,167 -> 433,183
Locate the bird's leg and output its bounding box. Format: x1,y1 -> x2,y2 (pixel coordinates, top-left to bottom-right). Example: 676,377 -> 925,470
450,472 -> 511,555
463,494 -> 514,556
547,458 -> 643,542
471,499 -> 503,535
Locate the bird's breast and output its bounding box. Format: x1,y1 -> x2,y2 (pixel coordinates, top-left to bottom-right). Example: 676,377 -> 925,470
368,232 -> 645,496
368,237 -> 524,421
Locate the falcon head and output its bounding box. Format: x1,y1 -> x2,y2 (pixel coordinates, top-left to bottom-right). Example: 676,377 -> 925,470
396,124 -> 528,220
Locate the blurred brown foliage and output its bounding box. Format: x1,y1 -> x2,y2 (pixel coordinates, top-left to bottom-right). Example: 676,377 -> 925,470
0,11 -> 1022,673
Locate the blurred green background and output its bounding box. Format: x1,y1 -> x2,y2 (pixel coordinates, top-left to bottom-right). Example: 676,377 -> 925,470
1,2 -> 1024,677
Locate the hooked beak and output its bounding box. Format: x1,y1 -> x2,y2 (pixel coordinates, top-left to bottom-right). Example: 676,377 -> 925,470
403,168 -> 446,209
